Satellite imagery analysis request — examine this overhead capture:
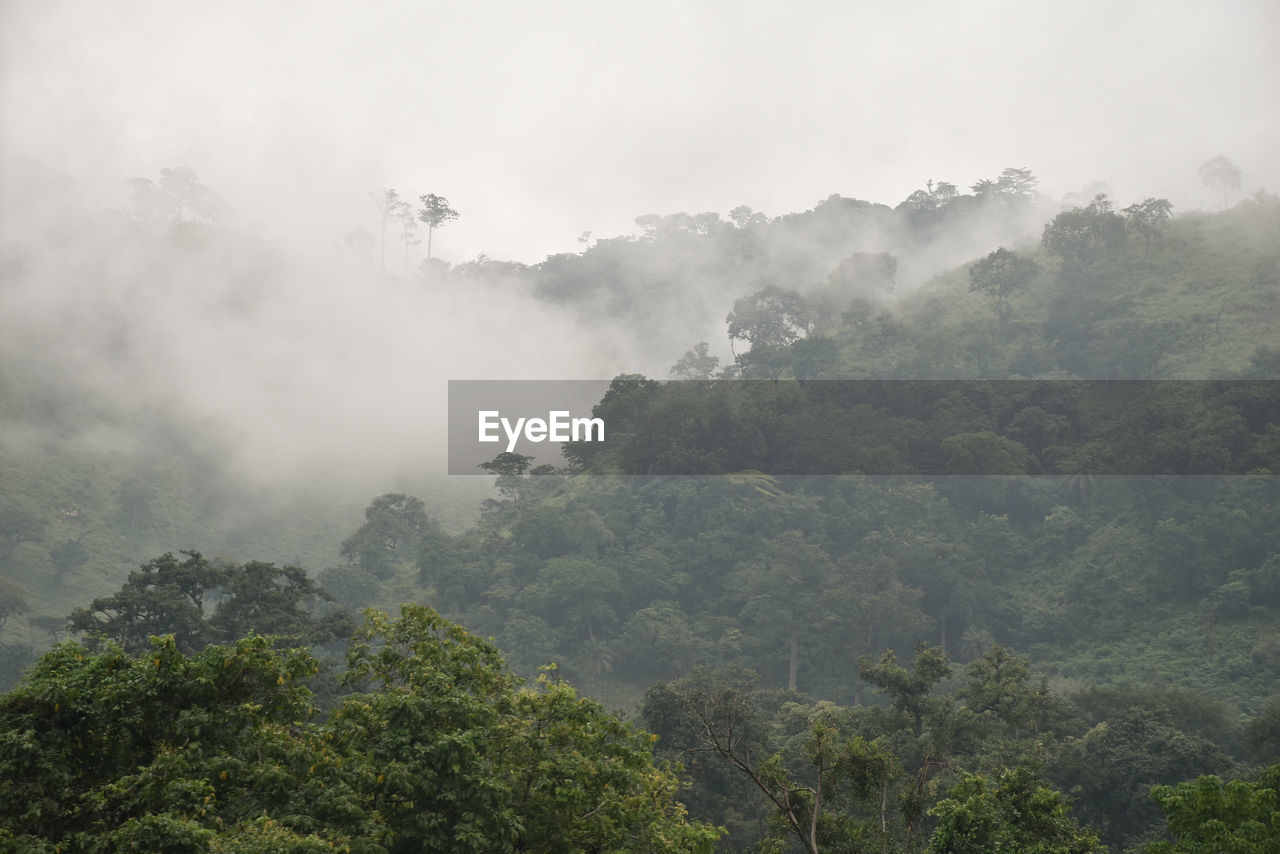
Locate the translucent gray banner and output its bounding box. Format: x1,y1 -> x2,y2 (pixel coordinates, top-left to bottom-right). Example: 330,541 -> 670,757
448,380 -> 613,474
449,379 -> 1279,475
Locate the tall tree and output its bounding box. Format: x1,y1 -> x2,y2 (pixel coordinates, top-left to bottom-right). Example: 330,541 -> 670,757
1198,156 -> 1242,211
670,342 -> 721,380
729,204 -> 768,228
1122,197 -> 1174,253
127,167 -> 232,224
418,193 -> 460,260
968,247 -> 1040,330
369,188 -> 410,272
995,166 -> 1038,200
397,201 -> 420,274
731,530 -> 833,692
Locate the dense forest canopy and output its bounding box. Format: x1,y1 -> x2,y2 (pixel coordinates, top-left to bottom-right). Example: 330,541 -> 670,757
1,161 -> 1278,851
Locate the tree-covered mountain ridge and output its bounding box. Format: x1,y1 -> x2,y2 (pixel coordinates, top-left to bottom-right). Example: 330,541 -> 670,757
2,167 -> 1276,690
3,166 -> 1279,851
504,174 -> 1279,383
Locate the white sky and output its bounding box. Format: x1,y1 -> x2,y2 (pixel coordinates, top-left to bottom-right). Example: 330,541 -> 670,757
3,0 -> 1278,265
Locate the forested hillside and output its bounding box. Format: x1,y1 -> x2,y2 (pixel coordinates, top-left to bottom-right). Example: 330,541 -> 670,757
2,167 -> 1278,851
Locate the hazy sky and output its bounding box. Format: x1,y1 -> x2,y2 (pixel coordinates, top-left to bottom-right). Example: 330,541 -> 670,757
3,0 -> 1278,264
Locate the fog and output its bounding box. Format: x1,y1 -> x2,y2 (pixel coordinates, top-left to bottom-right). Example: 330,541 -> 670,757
3,1 -> 1277,262
2,0 -> 1277,495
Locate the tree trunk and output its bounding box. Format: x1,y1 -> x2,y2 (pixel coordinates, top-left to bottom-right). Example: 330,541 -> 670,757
788,626 -> 799,692
379,218 -> 387,272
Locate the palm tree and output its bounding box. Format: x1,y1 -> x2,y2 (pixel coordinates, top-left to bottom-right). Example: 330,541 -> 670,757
958,627 -> 996,662
580,633 -> 615,680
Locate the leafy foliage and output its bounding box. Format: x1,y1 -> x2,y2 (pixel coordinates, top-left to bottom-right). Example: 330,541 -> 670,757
968,247 -> 1040,329
0,605 -> 721,852
1041,194 -> 1127,277
67,551 -> 350,654
1145,764 -> 1280,854
4,170 -> 1279,853
928,767 -> 1100,853
340,493 -> 438,580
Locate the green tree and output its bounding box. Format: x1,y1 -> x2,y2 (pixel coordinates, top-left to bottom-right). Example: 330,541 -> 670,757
1145,765 -> 1280,854
858,645 -> 952,740
418,193 -> 460,260
726,286 -> 815,358
928,767 -> 1101,853
995,166 -> 1039,200
731,531 -> 833,692
670,342 -> 720,380
1122,197 -> 1174,253
336,605 -> 720,852
0,578 -> 27,632
824,558 -> 930,703
478,451 -> 535,476
68,551 -> 228,653
1245,703 -> 1280,764
208,560 -> 353,645
526,556 -> 623,640
0,634 -> 358,851
960,646 -> 1055,740
49,535 -> 91,584
68,551 -> 348,654
478,451 -> 541,501
968,247 -> 1040,331
505,671 -> 720,852
1041,194 -> 1126,277
1,604 -> 721,852
0,498 -> 45,562
617,601 -> 701,678
116,476 -> 157,530
340,493 -> 436,580
1049,706 -> 1231,849
940,431 -> 1033,474
643,669 -> 902,854
790,336 -> 839,381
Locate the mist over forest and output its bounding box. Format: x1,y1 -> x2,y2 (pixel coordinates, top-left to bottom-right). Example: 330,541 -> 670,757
2,3 -> 1279,852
